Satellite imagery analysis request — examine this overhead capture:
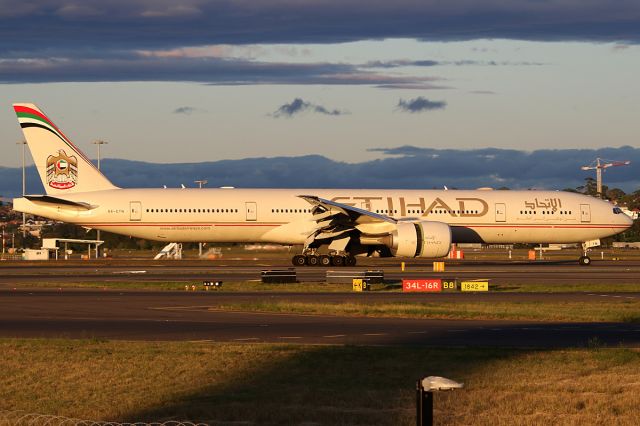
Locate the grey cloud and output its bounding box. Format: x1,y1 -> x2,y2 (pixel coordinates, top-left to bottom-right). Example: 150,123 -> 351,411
365,60 -> 440,68
173,106 -> 204,115
0,55 -> 445,86
469,90 -> 496,95
397,97 -> 446,113
1,146 -> 639,197
0,1 -> 639,59
271,98 -> 348,118
366,59 -> 544,69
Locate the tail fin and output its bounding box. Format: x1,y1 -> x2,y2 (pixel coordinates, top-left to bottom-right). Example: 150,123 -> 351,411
13,103 -> 118,194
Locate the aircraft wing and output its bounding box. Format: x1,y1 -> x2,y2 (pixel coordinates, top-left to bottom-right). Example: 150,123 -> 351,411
298,195 -> 397,224
298,195 -> 398,247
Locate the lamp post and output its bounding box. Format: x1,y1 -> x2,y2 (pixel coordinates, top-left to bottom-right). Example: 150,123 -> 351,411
16,140 -> 27,241
93,140 -> 108,258
194,180 -> 208,257
93,140 -> 108,170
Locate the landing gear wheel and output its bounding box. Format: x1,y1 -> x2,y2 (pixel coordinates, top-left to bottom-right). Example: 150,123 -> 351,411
292,255 -> 307,267
330,255 -> 345,267
307,254 -> 319,266
345,255 -> 357,266
578,255 -> 591,266
319,255 -> 331,267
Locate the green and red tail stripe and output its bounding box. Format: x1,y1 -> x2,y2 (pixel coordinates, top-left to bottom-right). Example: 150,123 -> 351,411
14,105 -> 95,167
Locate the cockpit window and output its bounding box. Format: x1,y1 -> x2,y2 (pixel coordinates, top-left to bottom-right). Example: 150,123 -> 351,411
613,207 -> 623,214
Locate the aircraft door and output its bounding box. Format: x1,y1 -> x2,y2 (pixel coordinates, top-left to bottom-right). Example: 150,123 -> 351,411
495,203 -> 506,222
580,204 -> 591,223
245,202 -> 257,221
130,201 -> 142,221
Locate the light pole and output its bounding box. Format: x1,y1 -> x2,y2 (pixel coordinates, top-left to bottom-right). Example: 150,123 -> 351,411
93,140 -> 108,170
16,140 -> 27,241
194,180 -> 208,257
93,140 -> 108,258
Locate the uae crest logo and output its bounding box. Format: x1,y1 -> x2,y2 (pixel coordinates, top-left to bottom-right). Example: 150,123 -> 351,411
46,149 -> 78,190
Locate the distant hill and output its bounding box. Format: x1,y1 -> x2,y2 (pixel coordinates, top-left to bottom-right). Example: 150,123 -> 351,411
1,146 -> 638,198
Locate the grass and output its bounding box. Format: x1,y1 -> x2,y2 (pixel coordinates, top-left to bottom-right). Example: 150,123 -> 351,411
203,300 -> 640,323
9,279 -> 640,294
1,339 -> 639,425
4,280 -> 381,292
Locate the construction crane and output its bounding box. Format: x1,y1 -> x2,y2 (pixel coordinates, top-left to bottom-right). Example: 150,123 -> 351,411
580,158 -> 631,198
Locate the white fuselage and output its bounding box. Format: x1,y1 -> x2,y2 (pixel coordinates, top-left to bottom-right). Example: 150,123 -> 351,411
14,188 -> 632,245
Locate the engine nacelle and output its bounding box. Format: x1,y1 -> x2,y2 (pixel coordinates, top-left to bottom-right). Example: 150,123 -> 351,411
391,221 -> 452,258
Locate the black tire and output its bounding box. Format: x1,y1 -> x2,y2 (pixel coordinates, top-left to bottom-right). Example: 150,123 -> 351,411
345,255 -> 357,266
307,255 -> 319,266
331,255 -> 345,267
578,255 -> 591,266
319,255 -> 331,267
292,255 -> 307,266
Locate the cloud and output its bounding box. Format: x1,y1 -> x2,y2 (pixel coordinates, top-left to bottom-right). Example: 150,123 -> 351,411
173,106 -> 204,115
2,146 -> 639,197
0,54 -> 446,87
396,97 -> 446,113
469,90 -> 496,95
0,1 -> 635,85
365,59 -> 544,69
0,0 -> 638,55
271,98 -> 348,118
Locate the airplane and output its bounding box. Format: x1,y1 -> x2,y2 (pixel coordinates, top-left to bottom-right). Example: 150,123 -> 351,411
11,103 -> 633,266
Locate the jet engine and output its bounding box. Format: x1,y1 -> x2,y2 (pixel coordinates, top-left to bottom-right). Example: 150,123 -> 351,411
389,221 -> 452,258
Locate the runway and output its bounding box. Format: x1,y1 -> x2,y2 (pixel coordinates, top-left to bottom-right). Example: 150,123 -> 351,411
2,259 -> 640,286
1,289 -> 639,347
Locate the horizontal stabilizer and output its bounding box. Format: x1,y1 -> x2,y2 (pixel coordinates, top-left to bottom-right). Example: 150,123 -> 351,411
25,195 -> 97,210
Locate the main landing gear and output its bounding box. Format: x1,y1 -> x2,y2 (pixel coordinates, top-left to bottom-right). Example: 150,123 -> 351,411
292,253 -> 356,267
578,255 -> 591,266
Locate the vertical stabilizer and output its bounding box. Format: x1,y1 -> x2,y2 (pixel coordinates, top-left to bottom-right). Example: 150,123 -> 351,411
13,103 -> 118,194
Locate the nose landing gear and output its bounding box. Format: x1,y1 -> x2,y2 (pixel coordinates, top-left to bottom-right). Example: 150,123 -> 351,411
578,240 -> 599,266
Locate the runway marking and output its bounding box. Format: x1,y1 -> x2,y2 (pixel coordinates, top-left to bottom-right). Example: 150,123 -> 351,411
234,338 -> 260,341
363,333 -> 387,336
279,336 -> 303,339
323,335 -> 346,338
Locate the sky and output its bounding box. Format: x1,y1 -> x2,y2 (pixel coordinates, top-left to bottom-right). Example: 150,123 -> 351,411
1,0 -> 639,171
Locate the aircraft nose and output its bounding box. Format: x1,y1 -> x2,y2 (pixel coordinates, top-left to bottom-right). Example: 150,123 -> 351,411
624,214 -> 635,228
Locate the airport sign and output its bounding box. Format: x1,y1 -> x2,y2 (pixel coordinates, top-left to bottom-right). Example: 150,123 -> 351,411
442,279 -> 458,291
461,281 -> 489,292
403,279 -> 442,292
